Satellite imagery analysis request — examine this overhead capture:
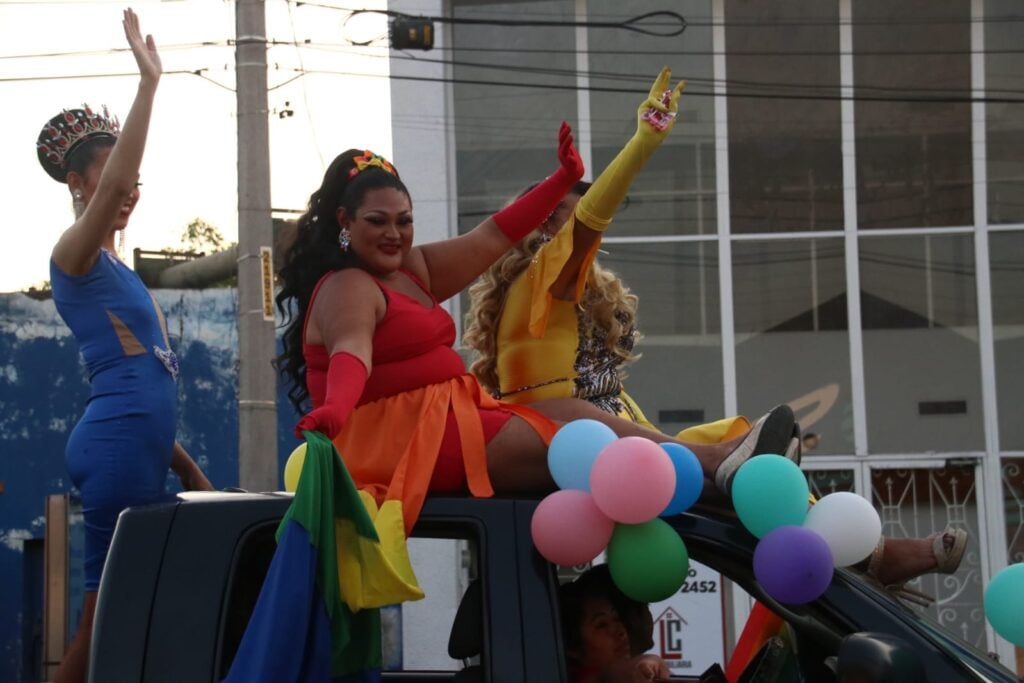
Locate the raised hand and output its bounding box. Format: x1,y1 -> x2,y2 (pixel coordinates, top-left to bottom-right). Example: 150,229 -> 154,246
489,121 -> 585,243
571,68 -> 684,232
556,120 -> 585,182
123,8 -> 162,85
636,66 -> 686,139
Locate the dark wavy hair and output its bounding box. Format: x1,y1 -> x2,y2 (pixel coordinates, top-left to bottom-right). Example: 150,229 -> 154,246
275,149 -> 410,414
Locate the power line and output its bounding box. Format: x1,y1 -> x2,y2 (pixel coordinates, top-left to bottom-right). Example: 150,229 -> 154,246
0,42 -> 228,60
0,0 -> 198,3
258,41 -> 1024,100
289,1 -> 1024,28
9,61 -> 1023,105
7,36 -> 1024,61
346,44 -> 1024,58
0,68 -> 236,91
279,66 -> 1024,105
296,3 -> 688,37
377,49 -> 1024,99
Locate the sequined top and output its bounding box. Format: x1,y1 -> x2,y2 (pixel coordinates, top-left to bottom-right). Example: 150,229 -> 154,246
573,307 -> 637,414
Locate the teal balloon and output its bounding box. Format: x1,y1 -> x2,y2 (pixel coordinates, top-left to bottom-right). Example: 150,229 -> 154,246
985,563 -> 1024,646
731,454 -> 809,538
607,518 -> 689,603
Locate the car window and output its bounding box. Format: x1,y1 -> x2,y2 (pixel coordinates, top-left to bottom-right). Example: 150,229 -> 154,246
845,573 -> 1017,679
391,537 -> 478,673
216,521 -> 480,679
217,521 -> 278,679
557,559 -> 734,680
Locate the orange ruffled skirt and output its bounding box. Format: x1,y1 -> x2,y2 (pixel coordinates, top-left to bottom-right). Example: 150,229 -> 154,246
333,374 -> 557,535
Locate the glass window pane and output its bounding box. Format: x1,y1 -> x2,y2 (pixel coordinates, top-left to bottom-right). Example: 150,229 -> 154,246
733,239 -> 853,454
870,466 -> 985,649
725,0 -> 844,234
451,1 -> 578,234
860,234 -> 983,452
853,0 -> 973,229
1000,456 -> 1024,668
401,538 -> 475,671
1003,457 -> 1024,564
985,1 -> 1024,224
588,0 -> 716,237
598,242 -> 723,433
806,469 -> 856,497
991,231 -> 1024,450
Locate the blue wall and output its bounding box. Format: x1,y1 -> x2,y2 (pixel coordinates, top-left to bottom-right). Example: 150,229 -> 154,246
0,289 -> 302,682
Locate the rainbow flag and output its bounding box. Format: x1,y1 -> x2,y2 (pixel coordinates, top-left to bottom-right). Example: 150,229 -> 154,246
223,431 -> 423,682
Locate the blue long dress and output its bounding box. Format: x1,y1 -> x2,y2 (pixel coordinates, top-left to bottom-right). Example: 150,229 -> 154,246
51,249 -> 179,591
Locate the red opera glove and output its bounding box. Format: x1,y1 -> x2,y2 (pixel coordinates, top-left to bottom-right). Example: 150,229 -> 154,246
491,121 -> 584,243
294,351 -> 368,439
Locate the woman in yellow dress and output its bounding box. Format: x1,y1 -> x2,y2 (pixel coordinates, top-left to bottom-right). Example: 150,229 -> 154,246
464,69 -> 799,485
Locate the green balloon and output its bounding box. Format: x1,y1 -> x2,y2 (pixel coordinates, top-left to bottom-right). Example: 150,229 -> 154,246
607,518 -> 689,603
732,455 -> 809,538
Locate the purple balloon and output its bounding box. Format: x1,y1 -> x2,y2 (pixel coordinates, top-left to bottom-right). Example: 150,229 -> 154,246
753,526 -> 834,605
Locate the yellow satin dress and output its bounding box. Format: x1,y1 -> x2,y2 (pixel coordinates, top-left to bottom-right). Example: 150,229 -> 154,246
494,216 -> 748,444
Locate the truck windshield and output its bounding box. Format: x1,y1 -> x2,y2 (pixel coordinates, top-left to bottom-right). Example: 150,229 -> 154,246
846,571 -> 1015,680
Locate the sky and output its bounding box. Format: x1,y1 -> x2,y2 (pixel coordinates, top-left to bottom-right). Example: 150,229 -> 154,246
0,0 -> 394,292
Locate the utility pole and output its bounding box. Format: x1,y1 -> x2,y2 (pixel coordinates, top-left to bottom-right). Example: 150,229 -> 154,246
235,0 -> 278,491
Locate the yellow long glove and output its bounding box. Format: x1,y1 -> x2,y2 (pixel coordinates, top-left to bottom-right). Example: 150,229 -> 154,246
574,66 -> 686,231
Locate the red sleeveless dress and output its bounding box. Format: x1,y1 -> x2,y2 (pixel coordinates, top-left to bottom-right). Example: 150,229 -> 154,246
303,269 -> 557,534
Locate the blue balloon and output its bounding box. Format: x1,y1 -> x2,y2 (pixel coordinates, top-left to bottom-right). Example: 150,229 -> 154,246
547,419 -> 618,491
985,563 -> 1024,646
659,443 -> 704,516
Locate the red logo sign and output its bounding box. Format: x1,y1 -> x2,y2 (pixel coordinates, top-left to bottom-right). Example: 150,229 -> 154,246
653,607 -> 687,661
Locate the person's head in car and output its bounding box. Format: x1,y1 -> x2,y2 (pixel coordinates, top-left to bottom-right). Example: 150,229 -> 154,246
560,564 -> 665,682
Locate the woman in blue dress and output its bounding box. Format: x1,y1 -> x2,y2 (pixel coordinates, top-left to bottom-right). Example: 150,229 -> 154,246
37,10 -> 212,682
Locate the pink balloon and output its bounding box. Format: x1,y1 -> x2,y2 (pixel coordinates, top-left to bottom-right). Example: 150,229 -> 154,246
590,437 -> 676,524
531,490 -> 615,566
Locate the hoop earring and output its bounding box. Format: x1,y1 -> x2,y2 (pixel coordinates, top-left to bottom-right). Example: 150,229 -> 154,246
72,189 -> 85,218
338,227 -> 351,252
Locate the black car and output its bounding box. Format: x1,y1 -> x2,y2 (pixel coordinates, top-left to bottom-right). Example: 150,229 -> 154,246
89,493 -> 1019,682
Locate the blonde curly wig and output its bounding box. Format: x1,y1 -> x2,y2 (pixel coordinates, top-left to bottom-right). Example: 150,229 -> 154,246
464,230 -> 640,397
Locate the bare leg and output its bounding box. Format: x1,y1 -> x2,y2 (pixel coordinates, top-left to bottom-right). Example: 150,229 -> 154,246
529,397 -> 736,478
54,591 -> 97,683
486,414 -> 561,495
859,528 -> 967,586
486,398 -> 795,499
863,537 -> 940,585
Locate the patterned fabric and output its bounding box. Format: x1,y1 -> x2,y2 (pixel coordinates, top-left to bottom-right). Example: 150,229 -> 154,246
573,308 -> 636,415
348,150 -> 397,178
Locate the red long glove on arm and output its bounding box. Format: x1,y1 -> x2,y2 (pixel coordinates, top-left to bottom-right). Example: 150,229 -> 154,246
294,351 -> 368,439
491,121 -> 584,243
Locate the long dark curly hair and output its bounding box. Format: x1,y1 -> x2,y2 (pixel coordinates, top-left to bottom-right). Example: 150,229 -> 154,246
275,149 -> 410,414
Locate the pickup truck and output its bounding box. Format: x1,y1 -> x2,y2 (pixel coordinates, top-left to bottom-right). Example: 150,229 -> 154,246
89,493 -> 1018,683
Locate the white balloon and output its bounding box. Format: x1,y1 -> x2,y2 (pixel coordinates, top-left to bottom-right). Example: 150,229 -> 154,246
803,492 -> 882,567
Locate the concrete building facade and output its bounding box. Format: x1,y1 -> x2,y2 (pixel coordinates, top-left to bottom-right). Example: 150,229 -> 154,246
388,0 -> 1024,668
